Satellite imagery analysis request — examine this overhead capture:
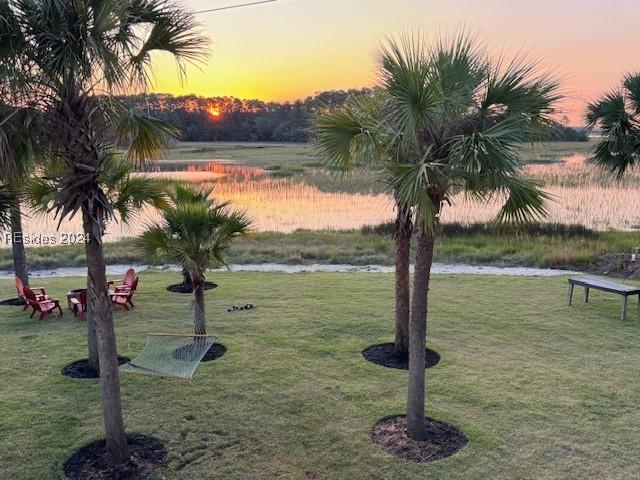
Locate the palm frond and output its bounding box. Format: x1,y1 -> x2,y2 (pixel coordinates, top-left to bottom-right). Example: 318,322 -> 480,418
101,97 -> 179,164
311,92 -> 386,172
126,0 -> 210,86
623,72 -> 640,115
495,176 -> 550,225
137,184 -> 251,273
586,85 -> 640,176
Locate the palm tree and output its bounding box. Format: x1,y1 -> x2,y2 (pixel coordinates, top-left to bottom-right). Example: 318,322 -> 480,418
29,154 -> 170,373
586,72 -> 640,175
317,32 -> 560,441
0,0 -> 208,466
167,183 -> 220,290
0,106 -> 41,288
313,90 -> 414,358
392,33 -> 559,440
137,184 -> 251,335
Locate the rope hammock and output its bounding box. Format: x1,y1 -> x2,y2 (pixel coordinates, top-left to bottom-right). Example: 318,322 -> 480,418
120,333 -> 216,379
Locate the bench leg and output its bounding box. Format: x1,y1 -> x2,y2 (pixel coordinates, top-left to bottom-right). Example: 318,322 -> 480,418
568,283 -> 575,306
621,295 -> 628,321
584,287 -> 589,303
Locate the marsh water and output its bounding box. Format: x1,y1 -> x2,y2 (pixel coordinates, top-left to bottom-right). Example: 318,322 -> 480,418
17,152 -> 640,242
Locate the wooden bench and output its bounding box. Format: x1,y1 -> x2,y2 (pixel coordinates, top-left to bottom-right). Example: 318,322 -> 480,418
568,276 -> 640,320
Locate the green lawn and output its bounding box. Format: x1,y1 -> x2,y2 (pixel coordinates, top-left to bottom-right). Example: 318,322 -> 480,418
1,272 -> 639,479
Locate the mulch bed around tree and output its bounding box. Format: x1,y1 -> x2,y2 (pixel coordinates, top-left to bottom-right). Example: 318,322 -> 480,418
0,297 -> 26,306
371,415 -> 468,463
61,356 -> 131,379
64,433 -> 167,480
362,343 -> 440,370
172,343 -> 227,363
166,282 -> 217,294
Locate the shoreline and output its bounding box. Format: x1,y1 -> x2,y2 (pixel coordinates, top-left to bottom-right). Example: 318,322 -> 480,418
0,262 -> 578,279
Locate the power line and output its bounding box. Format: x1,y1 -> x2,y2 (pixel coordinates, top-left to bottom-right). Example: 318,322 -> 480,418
195,0 -> 279,14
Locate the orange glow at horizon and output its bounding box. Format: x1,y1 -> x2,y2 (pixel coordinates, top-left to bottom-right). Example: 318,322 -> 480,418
149,0 -> 640,126
208,106 -> 222,119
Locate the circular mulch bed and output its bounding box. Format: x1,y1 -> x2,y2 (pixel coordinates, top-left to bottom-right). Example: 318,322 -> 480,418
371,415 -> 468,463
64,433 -> 167,480
172,343 -> 227,363
0,297 -> 26,306
166,282 -> 217,294
61,356 -> 131,379
362,343 -> 440,370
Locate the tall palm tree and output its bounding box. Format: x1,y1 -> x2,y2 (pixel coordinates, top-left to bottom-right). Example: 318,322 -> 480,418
137,184 -> 251,335
390,33 -> 559,440
29,154 -> 170,373
313,90 -> 415,358
0,106 -> 41,288
316,32 -> 560,442
586,72 -> 640,175
0,0 -> 208,466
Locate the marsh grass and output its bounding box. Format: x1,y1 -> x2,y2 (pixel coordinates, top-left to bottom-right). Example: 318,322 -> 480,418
0,225 -> 636,273
21,140 -> 632,236
161,140 -> 640,231
1,272 -> 640,479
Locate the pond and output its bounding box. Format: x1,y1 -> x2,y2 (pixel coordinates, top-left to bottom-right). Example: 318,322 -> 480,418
16,154 -> 640,243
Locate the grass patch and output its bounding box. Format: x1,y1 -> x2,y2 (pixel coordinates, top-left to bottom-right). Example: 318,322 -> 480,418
1,272 -> 639,478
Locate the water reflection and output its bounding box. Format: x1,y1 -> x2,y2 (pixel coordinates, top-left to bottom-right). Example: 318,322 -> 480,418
140,160 -> 264,182
21,161 -> 395,241
16,154 -> 640,242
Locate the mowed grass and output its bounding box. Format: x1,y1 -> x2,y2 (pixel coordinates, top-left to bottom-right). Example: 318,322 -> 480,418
1,272 -> 640,479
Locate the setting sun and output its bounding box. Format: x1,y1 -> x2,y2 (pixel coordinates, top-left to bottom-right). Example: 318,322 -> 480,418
208,106 -> 222,119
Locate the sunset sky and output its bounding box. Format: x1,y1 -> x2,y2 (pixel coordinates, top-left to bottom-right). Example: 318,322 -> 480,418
151,0 -> 640,125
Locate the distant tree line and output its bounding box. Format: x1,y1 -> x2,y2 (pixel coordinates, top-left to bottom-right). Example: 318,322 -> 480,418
552,122 -> 589,142
118,89 -> 588,143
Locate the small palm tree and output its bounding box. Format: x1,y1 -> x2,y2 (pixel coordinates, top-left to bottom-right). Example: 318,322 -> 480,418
168,184 -> 220,289
586,72 -> 640,175
138,185 -> 251,335
0,0 -> 208,465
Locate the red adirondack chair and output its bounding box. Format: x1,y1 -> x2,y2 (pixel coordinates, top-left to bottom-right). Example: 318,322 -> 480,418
70,289 -> 87,316
111,276 -> 138,310
108,268 -> 136,291
15,277 -> 49,311
23,287 -> 63,320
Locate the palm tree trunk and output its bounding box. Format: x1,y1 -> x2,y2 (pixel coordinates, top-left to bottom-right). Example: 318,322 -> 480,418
86,277 -> 100,372
394,204 -> 412,357
10,204 -> 29,287
82,208 -> 129,466
182,268 -> 193,287
192,272 -> 206,335
406,227 -> 435,441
